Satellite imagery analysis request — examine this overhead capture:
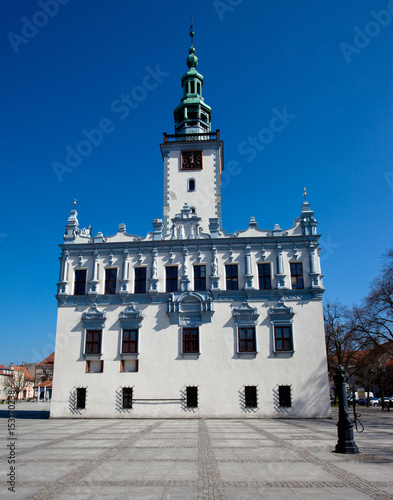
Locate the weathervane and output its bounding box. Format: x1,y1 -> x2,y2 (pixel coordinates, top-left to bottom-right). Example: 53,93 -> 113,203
190,16 -> 194,47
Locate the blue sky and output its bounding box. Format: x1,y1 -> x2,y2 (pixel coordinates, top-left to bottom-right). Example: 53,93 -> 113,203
1,0 -> 392,366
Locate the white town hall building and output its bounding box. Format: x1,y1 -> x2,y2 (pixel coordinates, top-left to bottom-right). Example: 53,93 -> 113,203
51,32 -> 331,419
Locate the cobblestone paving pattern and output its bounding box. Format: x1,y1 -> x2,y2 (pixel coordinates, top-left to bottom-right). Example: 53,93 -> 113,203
0,406 -> 392,499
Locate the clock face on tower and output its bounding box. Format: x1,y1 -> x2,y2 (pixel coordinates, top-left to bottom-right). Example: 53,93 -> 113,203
181,150 -> 203,170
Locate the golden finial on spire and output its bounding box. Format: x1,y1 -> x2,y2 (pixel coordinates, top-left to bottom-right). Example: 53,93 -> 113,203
73,198 -> 77,206
303,187 -> 307,199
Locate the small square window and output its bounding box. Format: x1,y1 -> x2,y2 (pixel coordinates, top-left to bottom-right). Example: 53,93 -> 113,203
76,387 -> 86,409
74,269 -> 86,295
258,263 -> 271,290
274,326 -> 293,352
279,385 -> 292,407
290,263 -> 304,289
122,387 -> 133,409
194,265 -> 206,291
186,386 -> 198,408
238,327 -> 256,352
134,267 -> 146,293
85,330 -> 102,354
183,328 -> 199,353
122,330 -> 138,353
166,266 -> 178,292
226,264 -> 238,290
105,268 -> 117,294
245,386 -> 258,408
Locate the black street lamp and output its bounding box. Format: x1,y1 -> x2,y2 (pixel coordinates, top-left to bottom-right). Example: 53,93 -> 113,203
334,364 -> 359,454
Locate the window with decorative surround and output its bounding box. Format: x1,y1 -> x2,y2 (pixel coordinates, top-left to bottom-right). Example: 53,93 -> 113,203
194,265 -> 206,291
105,268 -> 117,294
74,269 -> 86,295
258,263 -> 271,290
225,264 -> 238,290
290,262 -> 304,289
232,302 -> 259,356
268,301 -> 295,355
134,267 -> 146,293
166,266 -> 178,292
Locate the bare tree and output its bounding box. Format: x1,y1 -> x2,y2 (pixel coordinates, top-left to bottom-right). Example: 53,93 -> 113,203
352,248 -> 393,349
5,369 -> 27,402
324,300 -> 362,378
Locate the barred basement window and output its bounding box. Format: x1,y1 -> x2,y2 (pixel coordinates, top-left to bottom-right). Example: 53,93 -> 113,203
245,386 -> 258,408
279,385 -> 292,407
122,387 -> 133,409
186,386 -> 198,408
76,388 -> 86,409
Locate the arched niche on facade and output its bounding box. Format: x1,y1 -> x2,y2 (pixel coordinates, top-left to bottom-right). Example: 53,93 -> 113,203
167,291 -> 214,325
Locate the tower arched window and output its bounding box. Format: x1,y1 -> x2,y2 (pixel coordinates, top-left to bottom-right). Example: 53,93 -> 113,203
188,179 -> 196,192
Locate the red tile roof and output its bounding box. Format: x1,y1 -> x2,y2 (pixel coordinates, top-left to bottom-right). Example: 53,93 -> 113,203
0,365 -> 12,376
37,380 -> 53,388
37,352 -> 55,366
14,366 -> 34,382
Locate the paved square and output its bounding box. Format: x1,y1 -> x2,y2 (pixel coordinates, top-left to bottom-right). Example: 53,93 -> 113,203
1,405 -> 393,499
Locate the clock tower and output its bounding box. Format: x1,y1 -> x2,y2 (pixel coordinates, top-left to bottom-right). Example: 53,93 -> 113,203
160,29 -> 223,237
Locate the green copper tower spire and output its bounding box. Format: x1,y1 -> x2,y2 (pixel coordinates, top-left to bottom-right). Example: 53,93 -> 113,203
173,24 -> 212,135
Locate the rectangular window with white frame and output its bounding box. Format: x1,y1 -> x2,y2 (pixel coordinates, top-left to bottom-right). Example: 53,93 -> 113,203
258,263 -> 271,290
290,262 -> 304,289
85,330 -> 102,354
238,327 -> 256,353
194,265 -> 206,291
134,267 -> 147,293
274,326 -> 293,352
182,328 -> 199,353
122,329 -> 138,354
105,268 -> 117,294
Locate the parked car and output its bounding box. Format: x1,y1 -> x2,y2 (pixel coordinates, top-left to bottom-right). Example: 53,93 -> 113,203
378,397 -> 393,406
369,397 -> 380,406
